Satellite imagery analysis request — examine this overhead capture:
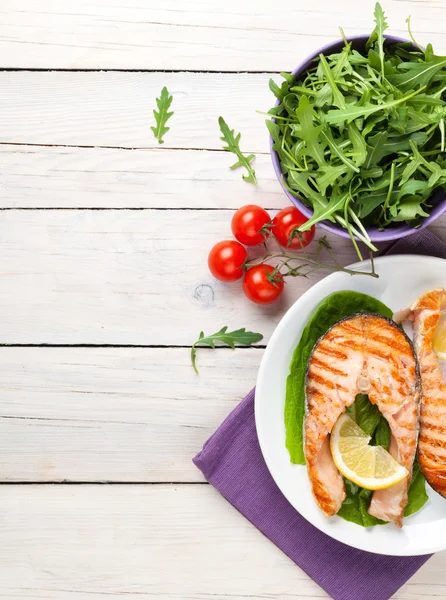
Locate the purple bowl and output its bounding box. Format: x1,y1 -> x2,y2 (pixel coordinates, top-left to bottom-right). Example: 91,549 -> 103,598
270,35 -> 446,242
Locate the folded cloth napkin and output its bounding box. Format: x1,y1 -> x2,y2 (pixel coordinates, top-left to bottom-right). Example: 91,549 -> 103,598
193,229 -> 446,600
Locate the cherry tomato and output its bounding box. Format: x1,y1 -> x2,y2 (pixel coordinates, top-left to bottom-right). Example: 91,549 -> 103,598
208,240 -> 247,282
271,206 -> 315,250
231,204 -> 271,246
243,265 -> 284,305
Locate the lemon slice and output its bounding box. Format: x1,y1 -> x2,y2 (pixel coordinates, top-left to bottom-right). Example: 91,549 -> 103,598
433,313 -> 446,360
330,413 -> 408,490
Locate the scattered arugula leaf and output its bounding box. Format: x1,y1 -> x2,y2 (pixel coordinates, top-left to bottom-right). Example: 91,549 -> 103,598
191,327 -> 263,374
218,117 -> 257,184
151,86 -> 174,144
266,3 -> 446,254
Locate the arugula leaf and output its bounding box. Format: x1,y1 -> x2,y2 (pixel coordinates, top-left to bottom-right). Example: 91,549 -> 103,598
390,197 -> 430,221
218,117 -> 257,184
266,119 -> 289,165
357,189 -> 398,218
299,190 -> 348,230
366,3 -> 389,78
381,131 -> 428,156
364,131 -> 388,169
314,83 -> 333,108
285,171 -> 326,209
283,93 -> 300,114
191,327 -> 263,374
361,112 -> 388,137
429,166 -> 446,188
348,123 -> 368,167
269,77 -> 288,101
333,42 -> 353,77
360,166 -> 383,178
321,130 -> 359,172
389,58 -> 446,92
293,96 -> 326,167
151,86 -> 174,144
325,87 -> 426,125
406,15 -> 424,54
315,165 -> 349,195
404,107 -> 441,134
397,179 -> 429,200
400,140 -> 432,184
280,71 -> 295,84
318,53 -> 345,109
405,94 -> 445,106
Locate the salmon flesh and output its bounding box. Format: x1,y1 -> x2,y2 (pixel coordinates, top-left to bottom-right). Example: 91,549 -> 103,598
395,288 -> 446,497
304,313 -> 420,526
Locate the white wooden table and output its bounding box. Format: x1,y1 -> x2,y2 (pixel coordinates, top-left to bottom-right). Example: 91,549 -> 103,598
0,1 -> 445,598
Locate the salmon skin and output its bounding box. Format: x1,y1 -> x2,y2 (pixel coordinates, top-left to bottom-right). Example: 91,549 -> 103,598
395,288 -> 446,497
304,313 -> 420,526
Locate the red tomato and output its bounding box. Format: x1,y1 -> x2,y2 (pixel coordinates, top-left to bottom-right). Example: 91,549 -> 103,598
271,206 -> 315,250
243,265 -> 284,305
231,205 -> 271,246
208,240 -> 247,282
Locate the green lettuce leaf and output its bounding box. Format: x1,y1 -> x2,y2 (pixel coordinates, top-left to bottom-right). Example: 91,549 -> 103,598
405,461 -> 429,516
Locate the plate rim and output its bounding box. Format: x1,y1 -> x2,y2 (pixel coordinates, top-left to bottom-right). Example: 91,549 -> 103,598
255,253 -> 446,556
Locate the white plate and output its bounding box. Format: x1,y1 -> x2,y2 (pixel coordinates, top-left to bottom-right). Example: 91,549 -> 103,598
255,255 -> 446,556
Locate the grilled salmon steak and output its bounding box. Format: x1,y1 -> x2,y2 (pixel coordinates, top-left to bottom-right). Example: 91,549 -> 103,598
304,313 -> 420,526
395,288 -> 446,497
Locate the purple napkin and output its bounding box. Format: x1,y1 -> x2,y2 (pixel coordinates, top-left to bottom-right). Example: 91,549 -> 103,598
194,229 -> 446,600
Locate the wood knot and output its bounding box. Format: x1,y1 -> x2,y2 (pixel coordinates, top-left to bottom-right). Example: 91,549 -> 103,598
193,284 -> 215,308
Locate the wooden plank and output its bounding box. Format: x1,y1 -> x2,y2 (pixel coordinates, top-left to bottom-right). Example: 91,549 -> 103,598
0,209 -> 374,345
0,347 -> 260,482
0,0 -> 445,70
0,484 -> 442,599
0,145 -> 287,209
0,484 -> 323,600
0,72 -> 273,152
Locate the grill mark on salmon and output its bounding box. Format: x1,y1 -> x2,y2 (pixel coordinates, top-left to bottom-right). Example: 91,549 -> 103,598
368,335 -> 412,354
307,371 -> 349,393
420,420 -> 446,434
419,433 -> 446,450
395,289 -> 446,498
417,446 -> 446,465
422,404 -> 446,417
309,357 -> 347,378
316,346 -> 349,361
342,339 -> 366,352
304,313 -> 420,525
